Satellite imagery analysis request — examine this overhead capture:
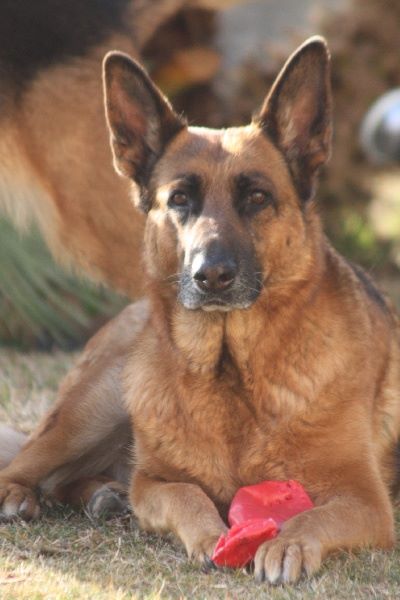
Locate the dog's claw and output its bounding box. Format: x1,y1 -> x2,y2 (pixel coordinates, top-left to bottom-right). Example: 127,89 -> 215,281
254,569 -> 264,584
201,555 -> 217,573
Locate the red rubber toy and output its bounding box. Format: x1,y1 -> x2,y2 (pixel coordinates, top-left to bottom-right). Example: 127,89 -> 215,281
212,480 -> 314,568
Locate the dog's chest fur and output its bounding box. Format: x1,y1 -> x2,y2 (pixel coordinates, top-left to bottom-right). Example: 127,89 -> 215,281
129,371 -> 295,505
125,303 -> 349,507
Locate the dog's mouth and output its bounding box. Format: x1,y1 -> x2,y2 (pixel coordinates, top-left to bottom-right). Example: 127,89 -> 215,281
200,297 -> 258,312
201,300 -> 233,312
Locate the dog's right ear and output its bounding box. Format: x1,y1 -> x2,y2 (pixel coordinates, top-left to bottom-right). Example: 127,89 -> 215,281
103,52 -> 185,211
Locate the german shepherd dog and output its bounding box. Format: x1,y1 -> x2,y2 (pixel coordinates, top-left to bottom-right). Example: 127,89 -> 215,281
0,0 -> 224,296
0,37 -> 399,585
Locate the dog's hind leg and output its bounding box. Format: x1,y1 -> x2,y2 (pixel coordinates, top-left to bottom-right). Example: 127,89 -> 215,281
0,301 -> 148,520
53,476 -> 129,519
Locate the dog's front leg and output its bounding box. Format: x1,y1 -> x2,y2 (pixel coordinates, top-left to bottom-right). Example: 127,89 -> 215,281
131,471 -> 227,563
254,469 -> 394,585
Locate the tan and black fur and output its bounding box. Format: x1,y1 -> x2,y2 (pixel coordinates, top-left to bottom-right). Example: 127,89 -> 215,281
1,37 -> 400,585
0,0 -> 228,295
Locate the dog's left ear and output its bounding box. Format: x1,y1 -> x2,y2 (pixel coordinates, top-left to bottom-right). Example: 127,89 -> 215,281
103,52 -> 185,210
257,36 -> 332,202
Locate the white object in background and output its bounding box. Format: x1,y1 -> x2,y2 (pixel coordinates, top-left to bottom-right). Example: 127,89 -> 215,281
360,89 -> 400,164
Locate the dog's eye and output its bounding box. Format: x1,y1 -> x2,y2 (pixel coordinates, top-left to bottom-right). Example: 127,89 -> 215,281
247,190 -> 271,206
237,189 -> 274,216
168,191 -> 188,209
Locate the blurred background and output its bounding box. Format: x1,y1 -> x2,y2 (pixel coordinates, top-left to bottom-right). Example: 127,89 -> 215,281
1,0 -> 400,350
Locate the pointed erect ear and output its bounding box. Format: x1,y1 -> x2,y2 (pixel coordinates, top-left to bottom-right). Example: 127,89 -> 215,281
257,36 -> 332,202
103,52 -> 185,210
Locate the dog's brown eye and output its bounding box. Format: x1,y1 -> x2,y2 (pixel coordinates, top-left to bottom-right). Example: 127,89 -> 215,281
247,190 -> 269,205
237,188 -> 275,217
169,191 -> 188,208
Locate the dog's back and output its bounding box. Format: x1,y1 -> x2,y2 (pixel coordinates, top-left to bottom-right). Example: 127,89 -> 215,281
0,0 -> 206,296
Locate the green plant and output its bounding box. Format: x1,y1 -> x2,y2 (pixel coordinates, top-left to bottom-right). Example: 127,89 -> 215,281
0,218 -> 126,349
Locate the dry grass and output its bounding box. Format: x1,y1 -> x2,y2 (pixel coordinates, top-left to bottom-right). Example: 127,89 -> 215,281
1,348 -> 400,599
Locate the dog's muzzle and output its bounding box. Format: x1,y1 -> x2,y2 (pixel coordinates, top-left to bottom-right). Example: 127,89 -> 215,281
178,249 -> 262,311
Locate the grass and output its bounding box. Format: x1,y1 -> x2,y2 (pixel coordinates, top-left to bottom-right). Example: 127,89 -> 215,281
1,348 -> 400,599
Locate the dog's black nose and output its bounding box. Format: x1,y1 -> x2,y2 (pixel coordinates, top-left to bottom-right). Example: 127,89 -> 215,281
193,258 -> 237,292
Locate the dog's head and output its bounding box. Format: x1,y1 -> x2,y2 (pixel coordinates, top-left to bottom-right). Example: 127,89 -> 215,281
103,38 -> 332,311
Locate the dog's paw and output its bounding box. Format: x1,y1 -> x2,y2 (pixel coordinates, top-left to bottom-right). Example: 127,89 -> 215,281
86,484 -> 129,519
0,481 -> 40,521
254,531 -> 322,584
187,531 -> 225,567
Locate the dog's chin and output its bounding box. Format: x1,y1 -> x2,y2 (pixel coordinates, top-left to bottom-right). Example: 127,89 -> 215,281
201,304 -> 233,312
